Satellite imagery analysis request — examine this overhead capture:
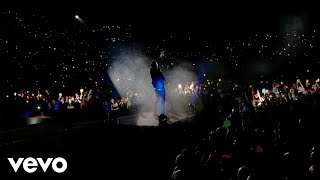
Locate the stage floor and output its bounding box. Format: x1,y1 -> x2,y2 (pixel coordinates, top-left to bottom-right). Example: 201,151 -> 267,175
18,111 -> 196,129
118,111 -> 195,126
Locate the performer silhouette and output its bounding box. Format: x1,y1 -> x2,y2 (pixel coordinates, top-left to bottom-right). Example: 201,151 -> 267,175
150,60 -> 166,117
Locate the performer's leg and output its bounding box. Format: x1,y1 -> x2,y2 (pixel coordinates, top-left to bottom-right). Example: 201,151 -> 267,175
154,91 -> 159,116
159,90 -> 166,115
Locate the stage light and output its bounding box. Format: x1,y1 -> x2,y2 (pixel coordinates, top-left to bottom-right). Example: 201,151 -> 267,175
75,15 -> 79,19
178,84 -> 182,89
37,106 -> 41,110
158,114 -> 168,124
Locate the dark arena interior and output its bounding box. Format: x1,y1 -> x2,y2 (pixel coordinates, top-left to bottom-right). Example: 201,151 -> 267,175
1,7 -> 320,179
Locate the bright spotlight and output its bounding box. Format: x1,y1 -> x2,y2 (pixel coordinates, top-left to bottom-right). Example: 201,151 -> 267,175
178,84 -> 182,89
75,15 -> 79,19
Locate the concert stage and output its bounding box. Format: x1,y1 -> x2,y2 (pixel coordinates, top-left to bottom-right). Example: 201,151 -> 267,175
118,111 -> 195,126
70,111 -> 195,128
20,111 -> 196,129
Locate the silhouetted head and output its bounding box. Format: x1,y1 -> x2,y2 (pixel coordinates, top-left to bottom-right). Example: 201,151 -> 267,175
181,148 -> 188,155
175,154 -> 185,167
246,174 -> 257,180
151,60 -> 159,69
237,166 -> 249,180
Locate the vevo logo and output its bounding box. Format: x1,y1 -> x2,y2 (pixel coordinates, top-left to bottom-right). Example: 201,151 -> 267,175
8,157 -> 67,173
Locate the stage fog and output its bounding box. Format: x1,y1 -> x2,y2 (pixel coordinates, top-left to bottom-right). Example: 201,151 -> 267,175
107,47 -> 197,124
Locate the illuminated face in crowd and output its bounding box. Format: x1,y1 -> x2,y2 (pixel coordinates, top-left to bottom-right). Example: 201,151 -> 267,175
290,89 -> 295,94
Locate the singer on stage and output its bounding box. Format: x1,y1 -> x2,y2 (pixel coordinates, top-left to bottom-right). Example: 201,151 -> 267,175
150,60 -> 166,117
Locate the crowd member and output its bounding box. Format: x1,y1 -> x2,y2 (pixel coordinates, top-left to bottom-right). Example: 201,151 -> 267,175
168,77 -> 320,180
